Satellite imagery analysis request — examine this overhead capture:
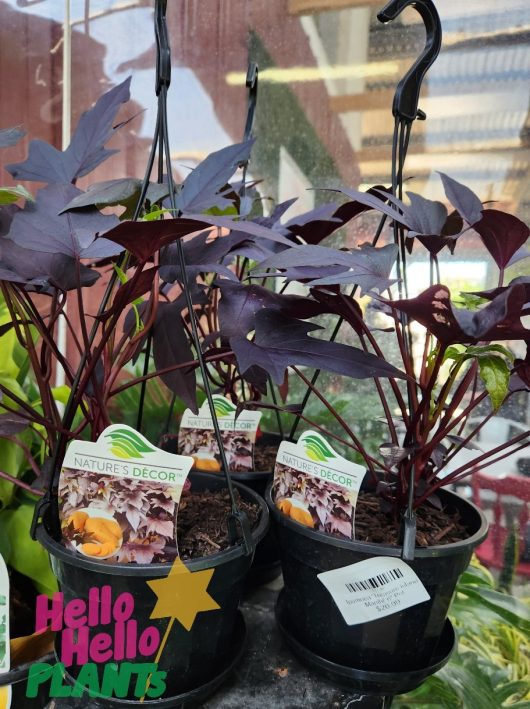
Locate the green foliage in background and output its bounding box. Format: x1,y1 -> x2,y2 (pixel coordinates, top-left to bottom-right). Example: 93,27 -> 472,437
395,562 -> 530,708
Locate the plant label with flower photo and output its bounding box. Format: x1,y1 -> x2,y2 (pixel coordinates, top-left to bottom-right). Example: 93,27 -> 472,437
0,555 -> 10,709
272,431 -> 366,539
178,395 -> 262,473
317,557 -> 430,625
59,425 -> 194,564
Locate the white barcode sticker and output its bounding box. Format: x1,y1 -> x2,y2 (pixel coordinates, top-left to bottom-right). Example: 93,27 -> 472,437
317,556 -> 429,625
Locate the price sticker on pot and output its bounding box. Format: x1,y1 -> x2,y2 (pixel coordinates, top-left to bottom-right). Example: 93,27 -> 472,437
318,556 -> 430,625
58,424 -> 194,564
272,431 -> 366,539
178,395 -> 262,473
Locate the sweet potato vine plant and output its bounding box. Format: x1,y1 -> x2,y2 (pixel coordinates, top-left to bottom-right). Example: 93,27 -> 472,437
210,175 -> 530,517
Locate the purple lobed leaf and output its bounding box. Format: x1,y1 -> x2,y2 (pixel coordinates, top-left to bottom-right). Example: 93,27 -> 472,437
473,209 -> 529,270
6,183 -> 121,259
230,310 -> 408,384
0,413 -> 28,437
0,127 -> 25,148
438,172 -> 483,226
175,140 -> 254,213
217,281 -> 330,338
6,78 -> 132,183
152,301 -> 197,413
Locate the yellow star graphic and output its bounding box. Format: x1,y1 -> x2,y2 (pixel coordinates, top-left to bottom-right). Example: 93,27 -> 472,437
146,557 -> 220,631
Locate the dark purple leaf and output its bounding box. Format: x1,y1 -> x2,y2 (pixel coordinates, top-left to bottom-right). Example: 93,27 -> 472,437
98,267 -> 157,321
61,178 -> 142,211
175,140 -> 254,213
309,289 -> 365,338
0,127 -> 25,148
379,443 -> 413,469
230,311 -> 407,384
438,172 -> 483,226
473,209 -> 529,270
254,243 -> 398,294
331,187 -> 412,228
441,210 -> 464,237
406,192 -> 447,237
217,281 -> 330,338
152,301 -> 197,412
389,284 -> 529,344
284,188 -> 392,245
510,346 -> 530,392
6,183 -> 121,259
183,213 -> 295,249
7,78 -> 131,183
0,238 -> 99,290
102,217 -> 210,262
470,276 -> 530,303
508,246 -> 530,267
0,413 -> 28,437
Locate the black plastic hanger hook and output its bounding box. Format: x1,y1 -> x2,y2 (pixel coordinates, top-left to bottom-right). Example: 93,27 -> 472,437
377,0 -> 442,122
155,0 -> 171,95
243,62 -> 259,143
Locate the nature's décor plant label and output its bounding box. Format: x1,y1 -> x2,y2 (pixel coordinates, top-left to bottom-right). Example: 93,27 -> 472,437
317,557 -> 430,625
178,395 -> 262,473
272,431 -> 366,539
0,555 -> 10,709
59,425 -> 193,563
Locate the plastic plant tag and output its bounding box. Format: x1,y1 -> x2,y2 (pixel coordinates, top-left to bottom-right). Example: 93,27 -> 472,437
318,557 -> 430,625
0,554 -> 10,709
59,424 -> 193,564
178,395 -> 262,473
272,431 -> 366,539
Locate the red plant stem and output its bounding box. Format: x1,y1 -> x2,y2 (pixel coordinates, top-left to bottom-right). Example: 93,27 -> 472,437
291,365 -> 378,479
252,399 -> 395,474
419,332 -> 432,388
5,436 -> 42,478
108,350 -> 230,397
415,435 -> 530,506
0,470 -> 43,497
386,299 -> 419,415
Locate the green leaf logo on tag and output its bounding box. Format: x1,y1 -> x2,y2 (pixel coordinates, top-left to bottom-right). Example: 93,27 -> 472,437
105,428 -> 156,459
213,396 -> 237,418
303,433 -> 337,462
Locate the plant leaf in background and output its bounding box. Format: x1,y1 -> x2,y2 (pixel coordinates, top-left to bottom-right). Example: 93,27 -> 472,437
253,242 -> 398,294
175,139 -> 254,213
0,185 -> 33,206
152,301 -> 197,412
217,281 -> 331,338
6,78 -> 132,184
438,172 -> 484,226
389,284 -> 528,345
102,217 -> 210,262
0,127 -> 25,149
6,183 -> 121,259
230,310 -> 408,384
473,210 -> 530,270
0,502 -> 57,596
444,345 -> 514,411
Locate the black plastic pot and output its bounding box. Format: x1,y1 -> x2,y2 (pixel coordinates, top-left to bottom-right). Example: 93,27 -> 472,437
266,484 -> 487,674
0,653 -> 54,707
48,612 -> 246,708
36,474 -> 268,704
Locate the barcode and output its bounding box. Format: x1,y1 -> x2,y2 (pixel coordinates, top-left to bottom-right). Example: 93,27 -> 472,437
345,567 -> 404,593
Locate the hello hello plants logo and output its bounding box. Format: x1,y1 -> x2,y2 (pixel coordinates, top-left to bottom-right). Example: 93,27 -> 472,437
27,558 -> 220,701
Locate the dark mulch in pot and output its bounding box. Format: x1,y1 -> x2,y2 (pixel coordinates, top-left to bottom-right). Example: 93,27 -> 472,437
253,445 -> 279,473
177,488 -> 261,559
354,491 -> 469,546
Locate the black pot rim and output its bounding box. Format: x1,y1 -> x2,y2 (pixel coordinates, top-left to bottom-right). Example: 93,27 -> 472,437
37,475 -> 269,577
0,652 -> 55,686
266,483 -> 488,558
276,590 -> 456,694
228,470 -> 272,483
58,611 -> 246,707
